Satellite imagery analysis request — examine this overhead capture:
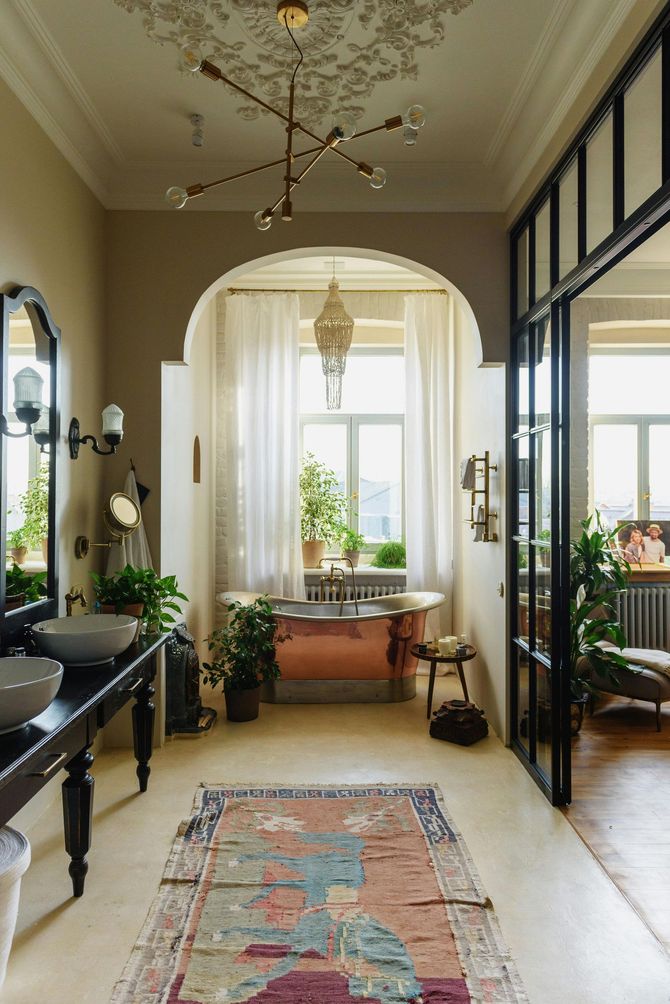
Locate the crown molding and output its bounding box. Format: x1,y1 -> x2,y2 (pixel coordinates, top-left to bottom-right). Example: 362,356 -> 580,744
484,0 -> 575,169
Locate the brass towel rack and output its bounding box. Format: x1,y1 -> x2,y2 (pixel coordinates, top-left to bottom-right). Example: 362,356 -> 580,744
463,450 -> 498,542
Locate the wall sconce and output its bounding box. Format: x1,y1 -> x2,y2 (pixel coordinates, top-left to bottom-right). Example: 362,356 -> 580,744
68,404 -> 124,459
0,367 -> 44,438
33,410 -> 50,453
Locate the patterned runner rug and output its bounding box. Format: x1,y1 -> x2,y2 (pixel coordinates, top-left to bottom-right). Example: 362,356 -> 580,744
111,784 -> 527,1003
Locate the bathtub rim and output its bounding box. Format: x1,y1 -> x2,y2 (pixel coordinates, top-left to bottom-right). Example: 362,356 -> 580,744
216,590 -> 445,623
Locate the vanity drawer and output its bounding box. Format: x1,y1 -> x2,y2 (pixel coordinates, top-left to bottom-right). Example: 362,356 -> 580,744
96,661 -> 151,728
0,717 -> 89,827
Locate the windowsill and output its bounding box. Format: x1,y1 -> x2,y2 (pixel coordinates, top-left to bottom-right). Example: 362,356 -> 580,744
304,566 -> 406,578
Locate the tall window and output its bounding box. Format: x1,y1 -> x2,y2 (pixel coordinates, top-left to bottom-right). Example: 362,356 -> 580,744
590,350 -> 670,522
300,347 -> 404,545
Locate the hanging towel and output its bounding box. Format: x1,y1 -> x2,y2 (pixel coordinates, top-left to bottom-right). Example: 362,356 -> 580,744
460,457 -> 476,491
473,505 -> 485,542
105,468 -> 154,574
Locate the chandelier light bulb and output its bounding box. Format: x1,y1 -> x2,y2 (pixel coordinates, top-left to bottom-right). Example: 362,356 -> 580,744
402,104 -> 427,130
331,113 -> 357,142
369,167 -> 387,189
254,210 -> 273,231
180,43 -> 204,72
403,126 -> 417,147
165,186 -> 189,209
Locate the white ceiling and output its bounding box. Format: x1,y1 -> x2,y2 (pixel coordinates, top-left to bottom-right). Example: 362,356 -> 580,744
0,0 -> 647,212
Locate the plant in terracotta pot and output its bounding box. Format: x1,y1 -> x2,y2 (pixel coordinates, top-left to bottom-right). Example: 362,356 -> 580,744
299,452 -> 347,567
6,527 -> 28,566
90,565 -> 188,639
340,528 -> 366,568
5,564 -> 46,610
202,596 -> 289,722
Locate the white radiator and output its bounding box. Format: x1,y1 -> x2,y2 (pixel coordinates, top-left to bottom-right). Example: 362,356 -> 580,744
618,586 -> 670,650
305,583 -> 406,603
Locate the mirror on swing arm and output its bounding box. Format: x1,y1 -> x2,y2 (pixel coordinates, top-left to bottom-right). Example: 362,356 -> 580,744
74,492 -> 141,560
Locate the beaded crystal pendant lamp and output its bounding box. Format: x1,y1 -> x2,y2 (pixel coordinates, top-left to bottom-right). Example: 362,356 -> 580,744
314,272 -> 354,410
165,0 -> 427,229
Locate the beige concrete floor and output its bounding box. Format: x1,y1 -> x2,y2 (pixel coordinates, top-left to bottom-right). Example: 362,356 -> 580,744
3,676 -> 670,1004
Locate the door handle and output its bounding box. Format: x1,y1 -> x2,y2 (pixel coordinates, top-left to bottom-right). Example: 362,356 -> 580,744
643,491 -> 651,500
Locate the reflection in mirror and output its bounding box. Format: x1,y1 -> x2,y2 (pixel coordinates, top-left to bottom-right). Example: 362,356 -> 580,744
6,305 -> 51,610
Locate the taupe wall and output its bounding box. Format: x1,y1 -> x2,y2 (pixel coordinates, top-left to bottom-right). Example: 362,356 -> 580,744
106,210 -> 508,559
0,77 -> 106,613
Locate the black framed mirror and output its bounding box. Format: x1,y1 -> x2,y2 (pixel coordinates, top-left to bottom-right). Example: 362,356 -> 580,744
0,286 -> 59,640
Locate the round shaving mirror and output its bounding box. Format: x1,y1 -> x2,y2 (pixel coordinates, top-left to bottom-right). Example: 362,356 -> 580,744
104,492 -> 141,538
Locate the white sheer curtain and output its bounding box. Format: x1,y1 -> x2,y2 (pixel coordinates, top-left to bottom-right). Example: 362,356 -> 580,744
224,293 -> 305,598
404,293 -> 454,638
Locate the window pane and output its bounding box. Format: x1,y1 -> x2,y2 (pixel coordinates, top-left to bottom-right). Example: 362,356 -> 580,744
535,430 -> 551,537
358,424 -> 402,543
516,436 -> 530,538
535,200 -> 551,300
516,330 -> 530,434
625,48 -> 662,218
590,355 -> 670,414
516,646 -> 531,755
516,541 -> 530,642
302,424 -> 347,495
536,659 -> 552,779
559,159 -> 578,278
649,424 -> 670,522
592,423 -> 637,522
535,545 -> 551,658
300,352 -> 404,414
516,228 -> 529,318
586,113 -> 613,253
534,318 -> 551,427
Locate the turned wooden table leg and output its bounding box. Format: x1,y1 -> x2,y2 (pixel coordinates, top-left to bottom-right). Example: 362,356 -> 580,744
62,747 -> 94,898
133,679 -> 155,793
426,659 -> 438,720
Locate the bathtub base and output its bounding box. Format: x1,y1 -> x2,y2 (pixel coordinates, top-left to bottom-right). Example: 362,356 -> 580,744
261,676 -> 417,704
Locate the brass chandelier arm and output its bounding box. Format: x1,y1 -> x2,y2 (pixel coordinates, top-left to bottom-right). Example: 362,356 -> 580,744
263,140 -> 335,221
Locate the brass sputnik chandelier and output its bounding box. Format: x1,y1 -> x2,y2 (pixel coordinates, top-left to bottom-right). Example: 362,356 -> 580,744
165,0 -> 427,229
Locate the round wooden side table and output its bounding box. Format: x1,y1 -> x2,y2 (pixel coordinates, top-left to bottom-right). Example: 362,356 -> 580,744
410,644 -> 478,720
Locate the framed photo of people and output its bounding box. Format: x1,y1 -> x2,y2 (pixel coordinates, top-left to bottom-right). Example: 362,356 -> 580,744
616,520 -> 670,567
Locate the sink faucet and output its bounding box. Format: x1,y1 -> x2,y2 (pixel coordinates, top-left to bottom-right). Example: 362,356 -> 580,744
65,585 -> 87,617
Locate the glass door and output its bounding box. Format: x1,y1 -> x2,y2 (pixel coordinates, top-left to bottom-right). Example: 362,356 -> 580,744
510,305 -> 571,804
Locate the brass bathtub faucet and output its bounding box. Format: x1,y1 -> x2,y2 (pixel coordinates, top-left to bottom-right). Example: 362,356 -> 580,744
317,558 -> 359,616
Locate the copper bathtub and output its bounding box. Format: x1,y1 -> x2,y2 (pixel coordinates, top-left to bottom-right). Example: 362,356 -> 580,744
218,591 -> 445,703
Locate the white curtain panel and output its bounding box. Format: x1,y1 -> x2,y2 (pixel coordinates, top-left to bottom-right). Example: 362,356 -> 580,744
404,293 -> 454,638
224,293 -> 305,598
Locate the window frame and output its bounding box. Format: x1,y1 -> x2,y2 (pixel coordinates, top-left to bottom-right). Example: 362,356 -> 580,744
299,345 -> 406,551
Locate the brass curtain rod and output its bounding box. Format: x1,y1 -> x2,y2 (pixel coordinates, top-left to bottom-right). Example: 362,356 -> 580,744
227,287 -> 448,294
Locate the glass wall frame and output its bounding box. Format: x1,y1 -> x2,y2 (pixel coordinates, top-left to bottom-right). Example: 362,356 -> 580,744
509,5 -> 670,805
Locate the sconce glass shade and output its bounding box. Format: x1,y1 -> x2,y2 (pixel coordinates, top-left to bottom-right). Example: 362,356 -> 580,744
102,404 -> 124,441
13,366 -> 44,412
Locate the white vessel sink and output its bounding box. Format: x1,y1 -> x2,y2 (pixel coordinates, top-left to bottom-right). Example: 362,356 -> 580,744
31,614 -> 138,666
0,657 -> 63,734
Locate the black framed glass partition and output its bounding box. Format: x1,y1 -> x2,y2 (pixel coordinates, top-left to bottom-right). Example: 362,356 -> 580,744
509,3 -> 670,804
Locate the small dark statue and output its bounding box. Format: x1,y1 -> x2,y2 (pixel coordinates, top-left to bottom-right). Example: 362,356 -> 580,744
430,700 -> 489,746
165,625 -> 216,735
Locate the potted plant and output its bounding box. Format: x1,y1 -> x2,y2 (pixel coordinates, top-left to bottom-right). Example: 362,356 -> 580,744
340,528 -> 366,567
371,540 -> 406,568
568,513 -> 633,733
20,465 -> 49,561
6,528 -> 28,566
202,595 -> 289,722
299,452 -> 347,567
5,564 -> 46,610
90,565 -> 188,639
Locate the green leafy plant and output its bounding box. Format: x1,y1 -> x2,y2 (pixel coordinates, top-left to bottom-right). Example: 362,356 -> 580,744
19,465 -> 49,548
90,565 -> 188,634
569,512 -> 633,699
6,527 -> 28,551
371,541 -> 406,568
299,452 -> 347,544
202,596 -> 289,693
6,564 -> 46,604
341,528 -> 366,552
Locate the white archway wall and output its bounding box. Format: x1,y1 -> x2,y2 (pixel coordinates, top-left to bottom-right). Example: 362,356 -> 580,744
570,299 -> 670,538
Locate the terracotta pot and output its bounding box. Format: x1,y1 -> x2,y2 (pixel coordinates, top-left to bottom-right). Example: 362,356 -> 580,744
342,549 -> 360,568
8,548 -> 27,566
101,602 -> 144,642
225,686 -> 260,722
570,694 -> 588,736
41,538 -> 48,564
302,540 -> 325,568
5,594 -> 24,612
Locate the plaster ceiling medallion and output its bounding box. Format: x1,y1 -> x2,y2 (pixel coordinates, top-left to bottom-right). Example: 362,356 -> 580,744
113,0 -> 474,127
